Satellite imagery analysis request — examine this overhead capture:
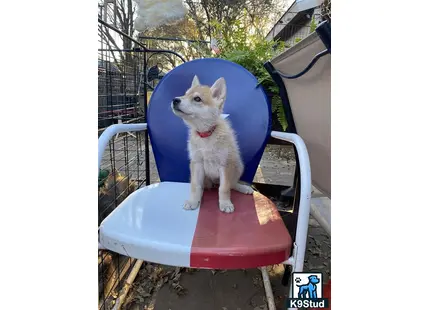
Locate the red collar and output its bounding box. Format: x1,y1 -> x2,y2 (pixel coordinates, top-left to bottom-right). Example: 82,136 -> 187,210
196,125 -> 217,138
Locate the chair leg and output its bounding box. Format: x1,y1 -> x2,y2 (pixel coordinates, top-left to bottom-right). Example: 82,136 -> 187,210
284,243 -> 300,310
260,267 -> 276,310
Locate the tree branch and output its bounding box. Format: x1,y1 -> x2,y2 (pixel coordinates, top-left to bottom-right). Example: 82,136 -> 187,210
99,25 -> 124,63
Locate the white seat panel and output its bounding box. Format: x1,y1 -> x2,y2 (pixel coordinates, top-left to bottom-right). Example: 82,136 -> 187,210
99,182 -> 199,267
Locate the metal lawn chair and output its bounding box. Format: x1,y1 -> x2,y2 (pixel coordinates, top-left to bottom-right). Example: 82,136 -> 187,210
98,58 -> 312,310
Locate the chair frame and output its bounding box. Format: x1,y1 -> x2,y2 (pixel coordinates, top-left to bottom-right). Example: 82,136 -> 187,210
98,123 -> 311,310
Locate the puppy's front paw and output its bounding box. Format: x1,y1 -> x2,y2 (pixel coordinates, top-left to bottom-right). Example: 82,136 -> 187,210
184,200 -> 200,210
219,200 -> 234,213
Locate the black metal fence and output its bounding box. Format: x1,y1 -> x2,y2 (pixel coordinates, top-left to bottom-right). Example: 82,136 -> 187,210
98,20 -> 147,310
98,16 -> 188,309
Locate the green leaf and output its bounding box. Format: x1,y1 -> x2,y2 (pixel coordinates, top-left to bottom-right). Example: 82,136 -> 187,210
214,22 -> 287,128
271,96 -> 288,131
277,102 -> 288,131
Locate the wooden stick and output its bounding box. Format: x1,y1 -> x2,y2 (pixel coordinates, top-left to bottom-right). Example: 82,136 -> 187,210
105,257 -> 135,298
112,259 -> 144,310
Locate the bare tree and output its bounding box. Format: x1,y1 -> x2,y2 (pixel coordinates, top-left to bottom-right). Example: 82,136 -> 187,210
98,0 -> 136,66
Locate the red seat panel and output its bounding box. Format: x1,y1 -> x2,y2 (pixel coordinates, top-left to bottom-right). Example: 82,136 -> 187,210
190,189 -> 292,269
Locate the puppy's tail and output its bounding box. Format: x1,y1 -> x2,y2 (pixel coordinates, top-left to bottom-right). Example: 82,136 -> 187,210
234,183 -> 254,195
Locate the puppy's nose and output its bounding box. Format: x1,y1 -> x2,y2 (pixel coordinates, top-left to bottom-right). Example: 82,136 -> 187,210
173,98 -> 181,106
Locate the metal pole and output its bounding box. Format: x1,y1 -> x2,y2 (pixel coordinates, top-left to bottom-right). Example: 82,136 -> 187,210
98,48 -> 187,63
143,50 -> 150,185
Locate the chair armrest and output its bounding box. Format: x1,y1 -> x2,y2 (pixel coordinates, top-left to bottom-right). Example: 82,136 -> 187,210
98,123 -> 147,171
271,131 -> 311,272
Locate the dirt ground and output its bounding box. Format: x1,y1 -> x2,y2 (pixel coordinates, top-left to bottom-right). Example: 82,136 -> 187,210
121,220 -> 330,310
117,144 -> 331,310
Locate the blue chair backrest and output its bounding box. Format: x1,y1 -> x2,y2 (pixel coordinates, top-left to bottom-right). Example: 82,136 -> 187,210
147,58 -> 271,184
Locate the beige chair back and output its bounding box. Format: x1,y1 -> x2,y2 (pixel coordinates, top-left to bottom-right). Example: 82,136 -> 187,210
271,32 -> 331,198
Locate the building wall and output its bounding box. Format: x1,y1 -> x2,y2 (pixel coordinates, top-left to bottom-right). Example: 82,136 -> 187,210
284,7 -> 322,49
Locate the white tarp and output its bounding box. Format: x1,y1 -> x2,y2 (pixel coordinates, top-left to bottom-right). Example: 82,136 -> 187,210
133,0 -> 188,31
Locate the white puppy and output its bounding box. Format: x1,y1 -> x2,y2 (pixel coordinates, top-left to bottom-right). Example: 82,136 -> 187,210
171,75 -> 253,213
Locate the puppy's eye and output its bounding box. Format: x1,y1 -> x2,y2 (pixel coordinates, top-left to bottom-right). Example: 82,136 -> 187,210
194,96 -> 202,102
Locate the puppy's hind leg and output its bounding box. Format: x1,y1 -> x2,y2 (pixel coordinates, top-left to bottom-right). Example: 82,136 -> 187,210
233,182 -> 254,194
184,161 -> 205,210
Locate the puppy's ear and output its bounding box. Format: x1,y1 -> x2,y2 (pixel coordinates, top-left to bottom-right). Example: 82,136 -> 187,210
210,77 -> 227,110
191,75 -> 200,88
